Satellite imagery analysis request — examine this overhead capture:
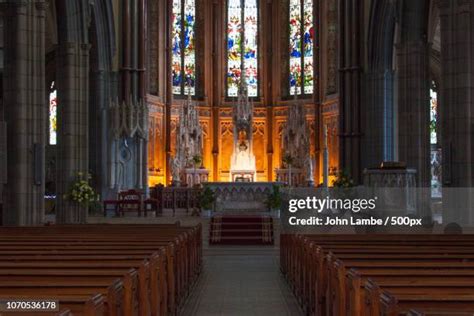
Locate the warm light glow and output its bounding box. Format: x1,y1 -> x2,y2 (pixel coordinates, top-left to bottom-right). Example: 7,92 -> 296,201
49,82 -> 57,145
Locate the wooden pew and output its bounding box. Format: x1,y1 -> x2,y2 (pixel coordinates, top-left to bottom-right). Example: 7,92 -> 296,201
0,241 -> 179,312
280,234 -> 474,316
0,223 -> 203,290
306,244 -> 474,315
0,268 -> 139,316
0,224 -> 203,308
0,256 -> 163,315
346,268 -> 474,316
0,224 -> 202,316
327,255 -> 474,316
366,280 -> 474,316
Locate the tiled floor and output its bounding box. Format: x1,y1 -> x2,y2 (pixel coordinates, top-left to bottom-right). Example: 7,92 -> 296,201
180,246 -> 303,316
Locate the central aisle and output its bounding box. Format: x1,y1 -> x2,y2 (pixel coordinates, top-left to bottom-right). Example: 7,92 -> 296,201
180,247 -> 303,316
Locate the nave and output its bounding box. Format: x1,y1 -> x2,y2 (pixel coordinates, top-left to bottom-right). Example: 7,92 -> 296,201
3,216 -> 474,315
180,247 -> 302,316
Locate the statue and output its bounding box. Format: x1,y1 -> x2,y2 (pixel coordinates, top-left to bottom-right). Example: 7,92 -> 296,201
230,72 -> 256,181
170,155 -> 181,186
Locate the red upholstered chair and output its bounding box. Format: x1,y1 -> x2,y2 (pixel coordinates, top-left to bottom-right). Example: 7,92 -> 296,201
118,189 -> 142,217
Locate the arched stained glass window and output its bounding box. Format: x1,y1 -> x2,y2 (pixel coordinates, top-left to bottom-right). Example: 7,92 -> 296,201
430,81 -> 442,198
227,0 -> 259,97
289,0 -> 314,95
172,0 -> 196,95
49,81 -> 57,145
430,87 -> 438,145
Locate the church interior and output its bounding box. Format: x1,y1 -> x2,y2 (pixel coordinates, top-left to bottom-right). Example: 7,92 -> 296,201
0,0 -> 474,315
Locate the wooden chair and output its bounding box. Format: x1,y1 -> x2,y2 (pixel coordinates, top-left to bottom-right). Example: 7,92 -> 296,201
118,189 -> 142,217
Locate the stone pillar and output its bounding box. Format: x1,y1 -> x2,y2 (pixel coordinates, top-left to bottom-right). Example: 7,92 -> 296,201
56,42 -> 90,224
362,69 -> 395,168
138,0 -> 148,191
396,41 -> 430,188
164,0 -> 172,185
339,0 -> 362,183
396,39 -> 431,217
211,0 -> 221,182
264,0 -> 273,181
3,0 -> 46,226
438,0 -> 474,224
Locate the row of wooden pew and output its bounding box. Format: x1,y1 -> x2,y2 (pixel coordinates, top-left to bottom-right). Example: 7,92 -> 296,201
0,223 -> 202,315
281,234 -> 474,316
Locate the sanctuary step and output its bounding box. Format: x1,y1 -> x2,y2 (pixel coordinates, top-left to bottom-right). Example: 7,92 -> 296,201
209,215 -> 274,245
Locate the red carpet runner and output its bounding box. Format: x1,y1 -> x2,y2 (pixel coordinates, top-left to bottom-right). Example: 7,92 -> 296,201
209,215 -> 274,245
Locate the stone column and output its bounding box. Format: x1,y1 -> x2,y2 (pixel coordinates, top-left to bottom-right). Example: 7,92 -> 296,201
438,0 -> 474,224
56,42 -> 90,224
396,41 -> 430,188
339,0 -> 362,183
211,0 -> 222,182
3,0 -> 46,226
138,0 -> 148,191
362,69 -> 395,168
396,39 -> 431,217
264,0 -> 274,181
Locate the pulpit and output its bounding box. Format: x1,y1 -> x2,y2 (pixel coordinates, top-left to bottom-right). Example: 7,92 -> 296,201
363,166 -> 417,215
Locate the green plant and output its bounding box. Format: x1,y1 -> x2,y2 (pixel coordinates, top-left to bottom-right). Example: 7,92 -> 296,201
266,185 -> 282,210
64,172 -> 100,209
198,186 -> 215,210
191,155 -> 203,167
332,169 -> 355,188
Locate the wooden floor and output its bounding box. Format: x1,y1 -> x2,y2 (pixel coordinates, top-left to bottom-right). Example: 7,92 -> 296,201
180,247 -> 302,316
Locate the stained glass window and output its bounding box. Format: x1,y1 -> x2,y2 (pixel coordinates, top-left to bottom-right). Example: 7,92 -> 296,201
227,0 -> 259,97
430,82 -> 442,198
430,87 -> 438,145
172,0 -> 195,95
289,0 -> 314,95
49,81 -> 57,145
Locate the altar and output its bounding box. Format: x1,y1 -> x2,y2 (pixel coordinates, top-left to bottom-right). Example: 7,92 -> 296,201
204,182 -> 282,213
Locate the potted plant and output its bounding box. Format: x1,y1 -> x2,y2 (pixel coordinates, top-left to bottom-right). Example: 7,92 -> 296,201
266,185 -> 282,216
197,186 -> 215,217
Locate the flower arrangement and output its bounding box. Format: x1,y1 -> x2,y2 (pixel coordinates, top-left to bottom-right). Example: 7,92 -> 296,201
64,172 -> 100,208
332,170 -> 355,188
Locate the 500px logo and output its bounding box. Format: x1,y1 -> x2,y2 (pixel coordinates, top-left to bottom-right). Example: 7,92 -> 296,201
288,196 -> 378,213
